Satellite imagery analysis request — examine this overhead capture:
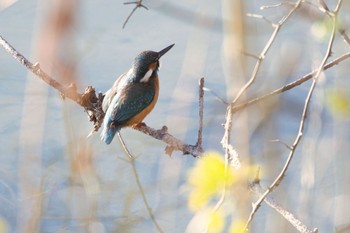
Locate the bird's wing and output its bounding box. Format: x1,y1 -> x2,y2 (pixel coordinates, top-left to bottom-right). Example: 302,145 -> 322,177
108,82 -> 155,124
102,72 -> 128,112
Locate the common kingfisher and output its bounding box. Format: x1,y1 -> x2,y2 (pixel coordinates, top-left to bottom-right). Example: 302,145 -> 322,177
100,44 -> 175,144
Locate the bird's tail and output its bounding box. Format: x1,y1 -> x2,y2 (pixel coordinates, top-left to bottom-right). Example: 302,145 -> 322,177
100,126 -> 118,144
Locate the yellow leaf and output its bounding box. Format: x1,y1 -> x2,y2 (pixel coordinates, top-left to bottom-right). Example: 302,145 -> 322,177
326,88 -> 350,118
187,152 -> 236,211
229,219 -> 246,233
208,211 -> 225,233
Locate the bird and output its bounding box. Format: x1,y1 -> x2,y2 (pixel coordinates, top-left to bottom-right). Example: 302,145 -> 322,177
100,44 -> 174,144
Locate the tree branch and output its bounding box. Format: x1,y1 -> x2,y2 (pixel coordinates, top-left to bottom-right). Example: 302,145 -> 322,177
0,34 -> 201,157
244,0 -> 342,229
197,77 -> 205,153
133,125 -> 201,157
231,51 -> 350,114
122,0 -> 148,29
222,0 -> 303,166
250,182 -> 318,233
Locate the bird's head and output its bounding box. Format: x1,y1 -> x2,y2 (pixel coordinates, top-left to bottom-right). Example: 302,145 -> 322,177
131,44 -> 174,83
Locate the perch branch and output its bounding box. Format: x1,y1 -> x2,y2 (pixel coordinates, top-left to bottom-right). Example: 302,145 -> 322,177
0,34 -> 201,157
133,125 -> 201,157
0,36 -> 81,102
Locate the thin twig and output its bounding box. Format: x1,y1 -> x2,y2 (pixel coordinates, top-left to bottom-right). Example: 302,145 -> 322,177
270,139 -> 293,150
130,159 -> 165,233
244,1 -> 342,229
240,50 -> 260,60
197,78 -> 204,152
117,132 -> 135,159
260,2 -> 295,10
246,13 -> 275,25
122,0 -> 149,29
339,29 -> 350,47
116,135 -> 165,233
232,0 -> 302,105
250,182 -> 318,233
203,87 -> 228,105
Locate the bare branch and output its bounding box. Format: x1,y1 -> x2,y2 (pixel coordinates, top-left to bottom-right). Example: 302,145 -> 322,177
270,139 -> 293,151
250,183 -> 318,233
231,52 -> 350,113
0,34 -> 202,158
129,159 -> 165,233
122,0 -> 149,29
117,132 -> 135,160
133,124 -> 201,157
0,36 -> 81,102
220,8 -> 305,219
240,50 -> 261,60
0,35 -> 105,132
232,0 -> 302,105
246,13 -> 275,25
203,87 -> 228,105
339,29 -> 350,47
221,1 -> 303,171
197,78 -> 205,152
245,0 -> 341,229
260,2 -> 295,10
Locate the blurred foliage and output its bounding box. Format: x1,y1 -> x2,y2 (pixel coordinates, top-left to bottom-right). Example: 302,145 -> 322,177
186,151 -> 258,232
326,87 -> 350,118
311,17 -> 343,40
207,210 -> 225,233
0,218 -> 8,233
187,151 -> 236,211
229,219 -> 245,233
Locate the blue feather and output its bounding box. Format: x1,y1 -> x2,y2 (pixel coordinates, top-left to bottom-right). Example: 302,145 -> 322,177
100,125 -> 118,145
100,44 -> 173,145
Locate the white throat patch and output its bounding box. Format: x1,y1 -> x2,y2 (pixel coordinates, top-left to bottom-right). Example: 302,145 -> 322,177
140,69 -> 153,83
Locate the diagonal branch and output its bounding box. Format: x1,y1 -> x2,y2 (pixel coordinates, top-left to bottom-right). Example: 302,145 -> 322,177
129,158 -> 165,233
250,182 -> 318,233
231,51 -> 350,114
232,0 -> 302,105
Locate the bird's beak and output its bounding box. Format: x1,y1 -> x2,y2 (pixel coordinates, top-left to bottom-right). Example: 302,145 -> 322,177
158,44 -> 175,58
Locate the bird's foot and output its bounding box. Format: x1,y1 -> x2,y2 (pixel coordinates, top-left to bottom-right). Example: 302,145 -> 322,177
133,122 -> 147,128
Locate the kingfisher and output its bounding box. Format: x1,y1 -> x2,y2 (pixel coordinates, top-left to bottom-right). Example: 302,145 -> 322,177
100,44 -> 175,144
